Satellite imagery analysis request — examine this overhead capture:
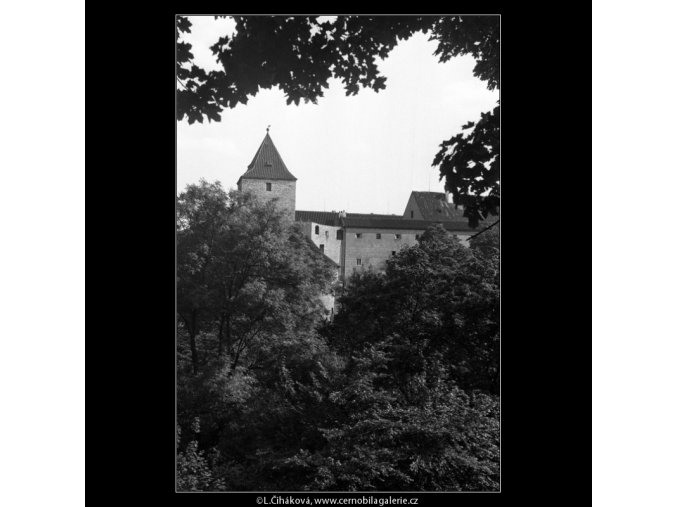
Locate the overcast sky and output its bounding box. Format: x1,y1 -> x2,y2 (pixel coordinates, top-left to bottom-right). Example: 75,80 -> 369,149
177,16 -> 499,215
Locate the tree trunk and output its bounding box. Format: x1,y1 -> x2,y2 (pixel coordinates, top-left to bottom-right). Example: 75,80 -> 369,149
231,347 -> 241,372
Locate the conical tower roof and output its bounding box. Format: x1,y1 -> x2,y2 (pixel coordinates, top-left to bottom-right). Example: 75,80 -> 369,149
237,131 -> 297,185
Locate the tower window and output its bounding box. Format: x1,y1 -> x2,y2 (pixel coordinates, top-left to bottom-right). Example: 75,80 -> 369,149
266,182 -> 272,191
315,225 -> 319,235
319,244 -> 324,253
410,210 -> 414,218
376,233 -> 381,239
356,258 -> 362,265
336,230 -> 343,240
395,234 -> 402,240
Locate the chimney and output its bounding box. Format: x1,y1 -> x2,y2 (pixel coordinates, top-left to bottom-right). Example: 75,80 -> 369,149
338,210 -> 347,227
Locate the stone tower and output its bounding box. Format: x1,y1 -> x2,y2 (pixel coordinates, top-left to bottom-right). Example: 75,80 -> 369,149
237,130 -> 297,220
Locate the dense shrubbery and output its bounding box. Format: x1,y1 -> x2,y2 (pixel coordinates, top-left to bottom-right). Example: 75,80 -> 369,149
177,181 -> 500,491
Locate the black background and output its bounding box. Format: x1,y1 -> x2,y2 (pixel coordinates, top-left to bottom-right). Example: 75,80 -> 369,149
86,4 -> 591,504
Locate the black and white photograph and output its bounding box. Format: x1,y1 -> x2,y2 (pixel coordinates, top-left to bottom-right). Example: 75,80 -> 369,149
11,2 -> 677,506
176,15 -> 500,492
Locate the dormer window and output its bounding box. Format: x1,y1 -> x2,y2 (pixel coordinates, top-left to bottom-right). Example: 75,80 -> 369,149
266,182 -> 272,191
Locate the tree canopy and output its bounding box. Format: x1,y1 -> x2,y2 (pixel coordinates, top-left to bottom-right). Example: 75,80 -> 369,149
328,224 -> 500,395
177,180 -> 336,374
176,15 -> 500,227
176,190 -> 500,491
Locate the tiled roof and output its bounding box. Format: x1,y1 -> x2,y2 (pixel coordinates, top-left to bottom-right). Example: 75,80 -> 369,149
296,210 -> 482,232
344,216 -> 478,232
295,211 -> 408,227
237,133 -> 297,184
410,191 -> 466,221
347,212 -> 401,219
295,211 -> 341,226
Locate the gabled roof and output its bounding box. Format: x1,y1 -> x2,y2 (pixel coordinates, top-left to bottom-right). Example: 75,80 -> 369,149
237,132 -> 297,184
409,191 -> 466,221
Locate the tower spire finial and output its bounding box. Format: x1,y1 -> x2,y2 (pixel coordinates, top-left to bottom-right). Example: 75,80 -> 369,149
266,124 -> 270,133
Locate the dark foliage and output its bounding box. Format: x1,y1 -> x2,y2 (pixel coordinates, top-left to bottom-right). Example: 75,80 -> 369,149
328,225 -> 500,395
176,190 -> 500,491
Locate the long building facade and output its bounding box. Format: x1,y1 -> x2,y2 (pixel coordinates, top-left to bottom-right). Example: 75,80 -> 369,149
237,130 -> 497,317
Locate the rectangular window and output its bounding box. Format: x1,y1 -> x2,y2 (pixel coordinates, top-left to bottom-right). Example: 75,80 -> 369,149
395,234 -> 402,239
266,182 -> 272,191
415,234 -> 420,240
410,210 -> 414,218
319,244 -> 324,253
392,251 -> 396,256
376,233 -> 381,239
356,258 -> 362,265
356,233 -> 362,239
336,230 -> 343,240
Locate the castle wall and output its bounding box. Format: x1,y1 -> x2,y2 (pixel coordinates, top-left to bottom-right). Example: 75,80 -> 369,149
343,228 -> 472,280
235,134 -> 480,319
343,227 -> 421,278
300,221 -> 342,267
239,178 -> 296,220
298,221 -> 341,319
